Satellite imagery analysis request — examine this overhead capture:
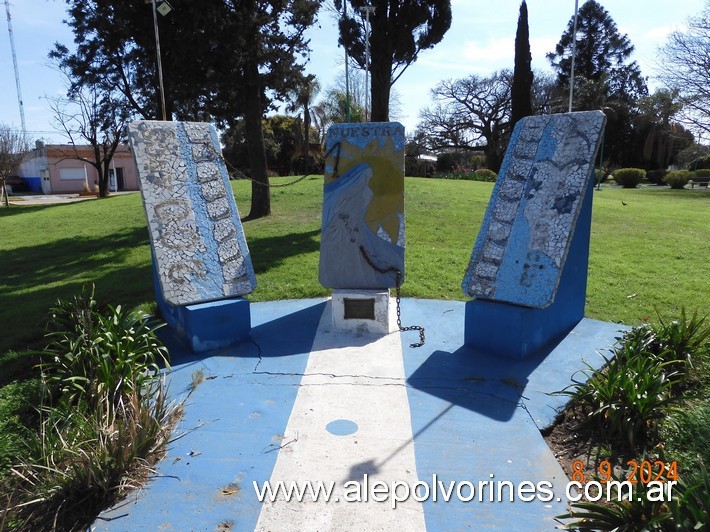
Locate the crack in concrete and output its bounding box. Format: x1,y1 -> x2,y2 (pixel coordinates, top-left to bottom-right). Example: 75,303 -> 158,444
254,370 -> 407,381
250,337 -> 264,372
255,370 -> 522,402
518,396 -> 542,431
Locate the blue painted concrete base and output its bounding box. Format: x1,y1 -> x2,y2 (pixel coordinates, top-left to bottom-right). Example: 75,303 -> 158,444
151,256 -> 251,353
464,299 -> 581,360
159,297 -> 251,353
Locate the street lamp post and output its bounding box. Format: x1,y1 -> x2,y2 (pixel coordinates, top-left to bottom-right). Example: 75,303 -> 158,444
568,0 -> 579,113
359,4 -> 375,122
146,0 -> 172,120
344,1 -> 351,122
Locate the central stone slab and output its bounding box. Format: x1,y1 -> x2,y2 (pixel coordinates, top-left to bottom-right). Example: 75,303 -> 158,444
319,123 -> 406,290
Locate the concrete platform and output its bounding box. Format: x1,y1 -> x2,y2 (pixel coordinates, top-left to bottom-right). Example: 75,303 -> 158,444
94,298 -> 625,531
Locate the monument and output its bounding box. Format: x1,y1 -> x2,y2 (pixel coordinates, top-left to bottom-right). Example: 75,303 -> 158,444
128,120 -> 256,352
319,122 -> 406,334
462,111 -> 606,359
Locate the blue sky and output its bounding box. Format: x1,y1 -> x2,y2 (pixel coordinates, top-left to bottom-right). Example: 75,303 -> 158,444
0,0 -> 705,143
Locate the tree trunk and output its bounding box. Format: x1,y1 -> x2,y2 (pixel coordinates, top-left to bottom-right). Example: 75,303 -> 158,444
1,179 -> 8,207
369,17 -> 393,123
244,56 -> 270,220
99,159 -> 110,198
485,128 -> 504,173
484,148 -> 501,174
370,54 -> 392,122
303,107 -> 311,156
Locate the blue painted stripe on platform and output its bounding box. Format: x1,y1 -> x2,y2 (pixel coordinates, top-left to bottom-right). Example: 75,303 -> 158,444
96,299 -> 326,531
398,299 -> 624,530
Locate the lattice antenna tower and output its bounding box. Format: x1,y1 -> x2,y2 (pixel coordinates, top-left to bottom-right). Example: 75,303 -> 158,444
4,0 -> 26,135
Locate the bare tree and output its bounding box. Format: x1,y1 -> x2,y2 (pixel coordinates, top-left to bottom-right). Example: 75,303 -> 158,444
48,84 -> 132,198
657,2 -> 710,140
418,71 -> 513,171
0,125 -> 30,207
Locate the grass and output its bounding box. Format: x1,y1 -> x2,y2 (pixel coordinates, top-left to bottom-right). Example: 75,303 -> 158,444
0,177 -> 708,527
1,178 -> 708,354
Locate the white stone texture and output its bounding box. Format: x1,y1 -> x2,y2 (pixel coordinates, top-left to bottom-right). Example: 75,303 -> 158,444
128,120 -> 255,305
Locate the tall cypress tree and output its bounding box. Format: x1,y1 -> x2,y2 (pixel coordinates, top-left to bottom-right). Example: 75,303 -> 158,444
511,0 -> 533,128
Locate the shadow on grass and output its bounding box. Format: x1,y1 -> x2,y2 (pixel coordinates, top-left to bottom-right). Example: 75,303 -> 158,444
0,203 -> 60,217
0,195 -> 129,218
1,226 -> 153,353
248,228 -> 320,274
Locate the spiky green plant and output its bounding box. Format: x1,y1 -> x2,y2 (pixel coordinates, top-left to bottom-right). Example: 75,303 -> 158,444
41,287 -> 169,411
558,348 -> 681,448
560,461 -> 709,531
0,288 -> 177,530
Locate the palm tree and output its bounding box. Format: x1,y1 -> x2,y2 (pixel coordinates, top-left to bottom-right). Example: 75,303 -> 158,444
287,75 -> 321,155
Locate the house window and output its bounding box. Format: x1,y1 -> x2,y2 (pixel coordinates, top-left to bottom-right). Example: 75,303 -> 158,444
59,168 -> 86,181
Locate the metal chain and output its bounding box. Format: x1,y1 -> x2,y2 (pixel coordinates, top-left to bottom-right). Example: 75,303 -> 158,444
206,140 -> 424,347
358,245 -> 426,348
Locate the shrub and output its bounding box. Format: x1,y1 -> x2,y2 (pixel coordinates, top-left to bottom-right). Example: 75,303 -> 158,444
694,169 -> 710,178
292,154 -> 324,175
474,168 -> 497,181
434,170 -> 496,182
556,308 -> 708,450
405,157 -> 434,177
664,170 -> 691,189
646,169 -> 668,185
560,463 -> 709,530
436,152 -> 457,172
617,308 -> 708,391
41,289 -> 169,411
558,349 -> 680,449
689,155 -> 710,170
612,168 -> 646,188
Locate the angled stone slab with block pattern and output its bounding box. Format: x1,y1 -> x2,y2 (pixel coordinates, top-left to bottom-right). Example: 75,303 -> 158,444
129,120 -> 256,351
462,111 -> 606,359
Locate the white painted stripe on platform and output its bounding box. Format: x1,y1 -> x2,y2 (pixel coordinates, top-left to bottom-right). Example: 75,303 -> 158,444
255,301 -> 426,531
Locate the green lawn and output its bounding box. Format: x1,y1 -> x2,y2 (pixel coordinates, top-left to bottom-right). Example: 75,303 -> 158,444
1,178 -> 708,354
